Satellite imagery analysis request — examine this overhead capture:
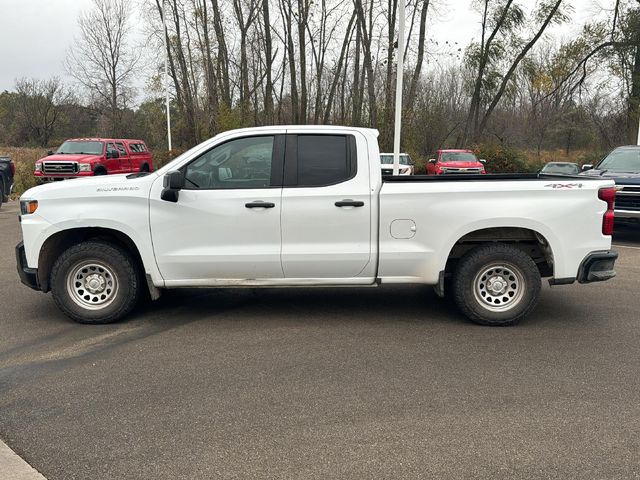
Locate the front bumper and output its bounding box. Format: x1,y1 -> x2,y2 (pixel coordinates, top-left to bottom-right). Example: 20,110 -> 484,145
577,250 -> 618,283
16,241 -> 40,291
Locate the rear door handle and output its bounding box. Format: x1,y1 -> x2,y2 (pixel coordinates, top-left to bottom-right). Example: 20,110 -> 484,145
245,201 -> 275,209
335,199 -> 365,207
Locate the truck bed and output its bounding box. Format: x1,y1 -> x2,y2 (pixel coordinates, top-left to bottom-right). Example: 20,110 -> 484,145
383,173 -> 593,182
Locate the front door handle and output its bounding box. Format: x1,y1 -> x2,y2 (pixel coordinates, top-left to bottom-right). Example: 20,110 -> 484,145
245,201 -> 275,209
335,199 -> 365,207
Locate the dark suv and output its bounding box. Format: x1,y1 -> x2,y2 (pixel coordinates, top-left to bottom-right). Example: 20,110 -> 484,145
0,156 -> 15,208
580,146 -> 640,224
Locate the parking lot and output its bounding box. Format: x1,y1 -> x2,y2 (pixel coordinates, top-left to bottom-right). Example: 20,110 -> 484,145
1,200 -> 639,479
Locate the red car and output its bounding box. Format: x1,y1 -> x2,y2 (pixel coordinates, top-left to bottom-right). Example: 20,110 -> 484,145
426,149 -> 486,175
35,138 -> 153,179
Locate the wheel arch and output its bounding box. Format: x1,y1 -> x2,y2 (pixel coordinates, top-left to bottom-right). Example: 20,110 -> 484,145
38,227 -> 145,292
443,225 -> 557,280
93,164 -> 107,175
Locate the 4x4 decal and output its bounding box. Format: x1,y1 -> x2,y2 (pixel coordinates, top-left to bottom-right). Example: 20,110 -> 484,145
544,183 -> 584,189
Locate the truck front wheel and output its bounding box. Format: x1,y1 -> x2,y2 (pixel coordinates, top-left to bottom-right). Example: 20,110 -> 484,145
50,241 -> 140,324
452,243 -> 541,326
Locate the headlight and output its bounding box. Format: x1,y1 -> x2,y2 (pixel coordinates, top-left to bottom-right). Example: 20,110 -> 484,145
20,199 -> 38,215
35,163 -> 42,172
78,163 -> 92,172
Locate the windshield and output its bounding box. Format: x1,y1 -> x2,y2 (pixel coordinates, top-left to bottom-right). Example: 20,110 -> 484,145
597,149 -> 640,173
380,154 -> 410,165
541,163 -> 579,174
440,152 -> 478,162
56,141 -> 104,155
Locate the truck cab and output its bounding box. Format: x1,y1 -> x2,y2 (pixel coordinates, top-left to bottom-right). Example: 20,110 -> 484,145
34,138 -> 153,179
427,149 -> 486,175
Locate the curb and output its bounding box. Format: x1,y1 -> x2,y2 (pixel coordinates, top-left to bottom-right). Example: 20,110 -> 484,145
0,439 -> 47,479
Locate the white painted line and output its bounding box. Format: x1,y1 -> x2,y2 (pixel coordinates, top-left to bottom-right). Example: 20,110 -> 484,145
613,244 -> 640,250
0,439 -> 47,479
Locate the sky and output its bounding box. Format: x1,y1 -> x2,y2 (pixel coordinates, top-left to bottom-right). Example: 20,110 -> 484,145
0,0 -> 605,95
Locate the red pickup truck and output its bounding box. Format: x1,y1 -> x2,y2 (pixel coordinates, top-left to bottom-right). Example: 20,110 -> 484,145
426,149 -> 486,175
35,138 -> 153,179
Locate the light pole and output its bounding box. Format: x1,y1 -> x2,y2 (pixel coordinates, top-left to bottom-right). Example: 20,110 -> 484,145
162,0 -> 172,151
392,0 -> 406,175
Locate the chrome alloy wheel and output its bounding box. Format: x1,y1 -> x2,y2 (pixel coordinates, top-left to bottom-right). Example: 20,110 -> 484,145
473,262 -> 525,312
66,262 -> 119,310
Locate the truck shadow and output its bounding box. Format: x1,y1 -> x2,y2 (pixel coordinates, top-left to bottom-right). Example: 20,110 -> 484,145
145,284 -> 471,328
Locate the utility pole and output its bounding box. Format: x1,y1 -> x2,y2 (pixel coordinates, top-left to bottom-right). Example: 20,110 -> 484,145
392,0 -> 406,175
162,0 -> 172,151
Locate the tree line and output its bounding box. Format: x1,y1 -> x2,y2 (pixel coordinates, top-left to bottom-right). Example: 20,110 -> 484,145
1,0 -> 640,165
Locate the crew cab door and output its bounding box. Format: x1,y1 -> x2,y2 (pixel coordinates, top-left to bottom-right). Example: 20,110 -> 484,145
115,142 -> 131,172
149,133 -> 285,284
105,142 -> 120,172
280,131 -> 374,281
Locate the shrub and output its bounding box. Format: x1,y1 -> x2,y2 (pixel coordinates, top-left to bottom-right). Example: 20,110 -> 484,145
473,144 -> 537,174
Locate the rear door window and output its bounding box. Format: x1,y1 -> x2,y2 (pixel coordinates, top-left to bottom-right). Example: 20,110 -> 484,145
116,142 -> 127,156
285,135 -> 355,187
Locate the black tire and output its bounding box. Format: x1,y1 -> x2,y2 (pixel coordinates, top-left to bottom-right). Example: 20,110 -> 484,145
452,243 -> 541,326
140,163 -> 149,172
94,168 -> 107,176
0,183 -> 3,208
50,241 -> 140,324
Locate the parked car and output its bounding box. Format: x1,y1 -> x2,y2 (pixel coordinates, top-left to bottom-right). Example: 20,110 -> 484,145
34,138 -> 153,179
580,145 -> 640,224
17,126 -> 617,327
379,153 -> 414,175
540,162 -> 580,175
427,149 -> 486,175
0,155 -> 15,208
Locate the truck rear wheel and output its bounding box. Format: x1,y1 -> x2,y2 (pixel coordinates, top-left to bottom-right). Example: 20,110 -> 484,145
50,241 -> 140,324
452,243 -> 541,326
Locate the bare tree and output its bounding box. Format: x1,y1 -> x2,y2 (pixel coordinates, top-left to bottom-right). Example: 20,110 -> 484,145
66,0 -> 139,136
14,78 -> 72,147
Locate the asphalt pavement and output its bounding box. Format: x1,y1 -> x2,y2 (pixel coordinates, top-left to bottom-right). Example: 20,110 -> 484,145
1,200 -> 639,479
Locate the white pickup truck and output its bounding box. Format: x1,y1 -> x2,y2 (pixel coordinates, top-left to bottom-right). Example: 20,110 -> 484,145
16,126 -> 618,326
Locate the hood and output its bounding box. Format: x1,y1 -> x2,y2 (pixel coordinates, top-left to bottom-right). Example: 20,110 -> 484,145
440,160 -> 484,168
36,153 -> 103,163
22,172 -> 158,200
580,169 -> 640,185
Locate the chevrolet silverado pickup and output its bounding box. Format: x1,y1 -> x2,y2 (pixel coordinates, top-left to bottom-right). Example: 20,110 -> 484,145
427,149 -> 486,175
16,126 -> 618,326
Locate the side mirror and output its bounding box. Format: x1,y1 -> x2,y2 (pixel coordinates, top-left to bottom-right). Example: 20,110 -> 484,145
161,170 -> 184,202
582,164 -> 593,171
479,159 -> 486,163
428,158 -> 436,164
47,150 -> 54,156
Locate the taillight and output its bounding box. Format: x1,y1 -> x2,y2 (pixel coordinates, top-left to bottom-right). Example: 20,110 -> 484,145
598,187 -> 616,235
10,160 -> 15,176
